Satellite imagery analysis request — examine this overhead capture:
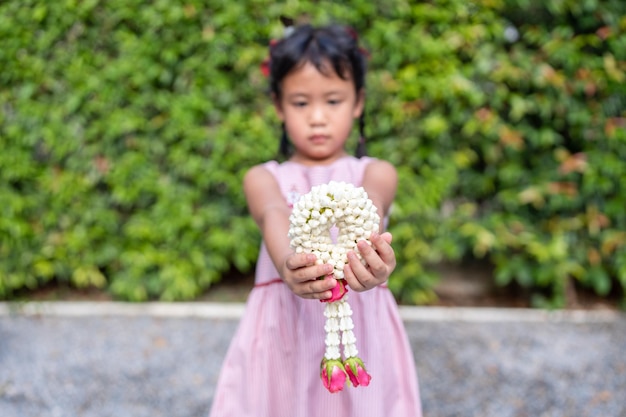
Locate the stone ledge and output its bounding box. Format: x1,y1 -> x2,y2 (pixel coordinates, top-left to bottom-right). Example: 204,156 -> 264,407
1,301 -> 623,323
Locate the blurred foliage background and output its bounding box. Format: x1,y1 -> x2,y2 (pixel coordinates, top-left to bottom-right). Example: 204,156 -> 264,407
1,0 -> 625,307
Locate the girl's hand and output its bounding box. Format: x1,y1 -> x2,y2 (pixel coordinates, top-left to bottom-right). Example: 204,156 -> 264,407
343,232 -> 396,292
280,253 -> 339,300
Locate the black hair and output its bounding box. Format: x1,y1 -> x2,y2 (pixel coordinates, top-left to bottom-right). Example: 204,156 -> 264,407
269,24 -> 368,158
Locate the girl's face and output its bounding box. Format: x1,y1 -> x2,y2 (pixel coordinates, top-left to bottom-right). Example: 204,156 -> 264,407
274,61 -> 364,165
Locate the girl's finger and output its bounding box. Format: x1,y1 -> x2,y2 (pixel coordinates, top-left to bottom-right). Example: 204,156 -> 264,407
296,264 -> 333,283
343,252 -> 371,291
368,234 -> 395,263
285,253 -> 317,271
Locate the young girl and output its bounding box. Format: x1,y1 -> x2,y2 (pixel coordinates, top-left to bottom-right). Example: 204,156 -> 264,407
209,23 -> 422,417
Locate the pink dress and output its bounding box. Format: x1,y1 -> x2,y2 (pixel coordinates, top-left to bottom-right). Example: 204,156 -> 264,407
209,156 -> 422,417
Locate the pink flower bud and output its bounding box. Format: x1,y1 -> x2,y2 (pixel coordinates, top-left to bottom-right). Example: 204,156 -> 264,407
344,357 -> 372,387
320,358 -> 347,393
320,278 -> 348,303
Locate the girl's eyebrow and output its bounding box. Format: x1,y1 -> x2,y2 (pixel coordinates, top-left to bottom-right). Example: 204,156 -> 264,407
287,90 -> 346,98
284,93 -> 310,102
286,92 -> 310,98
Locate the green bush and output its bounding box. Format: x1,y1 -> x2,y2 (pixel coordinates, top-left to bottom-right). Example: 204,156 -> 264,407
1,0 -> 624,306
384,0 -> 626,307
449,0 -> 626,308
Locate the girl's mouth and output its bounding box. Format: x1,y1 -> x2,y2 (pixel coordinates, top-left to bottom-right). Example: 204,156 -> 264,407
310,135 -> 328,143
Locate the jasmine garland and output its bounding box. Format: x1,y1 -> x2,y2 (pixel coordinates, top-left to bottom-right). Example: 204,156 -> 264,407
288,181 -> 378,392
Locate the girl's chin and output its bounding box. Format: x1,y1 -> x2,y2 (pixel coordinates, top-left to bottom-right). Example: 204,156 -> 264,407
296,154 -> 345,164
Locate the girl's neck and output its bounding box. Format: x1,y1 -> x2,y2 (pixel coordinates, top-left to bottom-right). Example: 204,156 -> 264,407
288,151 -> 350,167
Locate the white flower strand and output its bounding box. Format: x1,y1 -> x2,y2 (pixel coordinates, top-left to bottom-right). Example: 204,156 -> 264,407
338,297 -> 358,359
323,297 -> 358,360
323,302 -> 341,360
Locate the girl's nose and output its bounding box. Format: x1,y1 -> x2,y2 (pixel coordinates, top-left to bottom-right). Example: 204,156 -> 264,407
309,104 -> 326,125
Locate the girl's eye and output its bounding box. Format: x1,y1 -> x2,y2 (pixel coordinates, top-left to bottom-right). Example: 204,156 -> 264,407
328,99 -> 341,105
293,101 -> 307,107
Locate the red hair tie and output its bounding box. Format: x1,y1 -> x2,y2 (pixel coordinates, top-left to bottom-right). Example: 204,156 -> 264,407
260,16 -> 294,78
260,39 -> 278,78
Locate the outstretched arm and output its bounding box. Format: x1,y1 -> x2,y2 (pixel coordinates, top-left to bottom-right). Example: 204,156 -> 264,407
243,165 -> 338,300
343,159 -> 398,291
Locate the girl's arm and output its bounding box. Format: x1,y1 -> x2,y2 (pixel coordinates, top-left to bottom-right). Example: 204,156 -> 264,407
343,159 -> 398,291
243,165 -> 338,300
